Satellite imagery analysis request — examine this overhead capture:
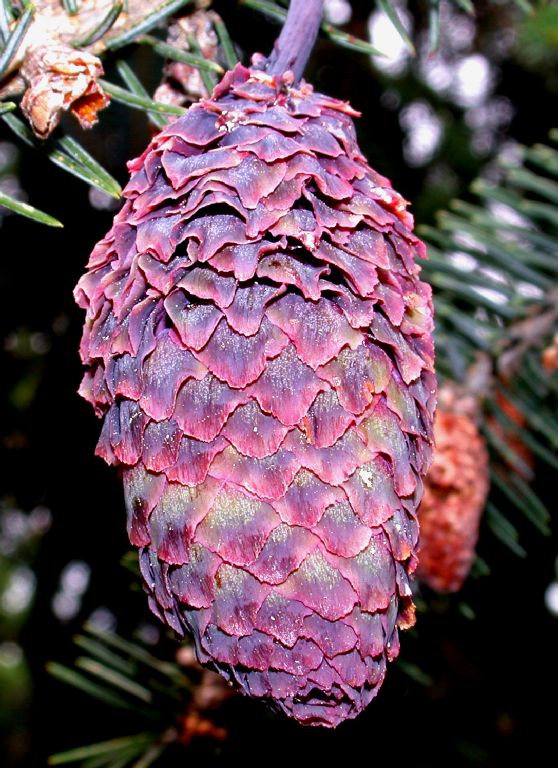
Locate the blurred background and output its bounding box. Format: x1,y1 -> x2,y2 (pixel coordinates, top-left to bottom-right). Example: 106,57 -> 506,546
1,0 -> 558,765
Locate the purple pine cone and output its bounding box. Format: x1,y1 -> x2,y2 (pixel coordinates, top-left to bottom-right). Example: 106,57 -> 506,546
74,62 -> 436,727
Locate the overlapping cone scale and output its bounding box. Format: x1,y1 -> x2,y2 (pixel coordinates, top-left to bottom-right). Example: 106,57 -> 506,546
74,63 -> 436,727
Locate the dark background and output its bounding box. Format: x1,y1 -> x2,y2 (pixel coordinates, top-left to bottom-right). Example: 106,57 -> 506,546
1,1 -> 558,765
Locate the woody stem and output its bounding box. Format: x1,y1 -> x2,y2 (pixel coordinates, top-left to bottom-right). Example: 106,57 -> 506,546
266,0 -> 324,81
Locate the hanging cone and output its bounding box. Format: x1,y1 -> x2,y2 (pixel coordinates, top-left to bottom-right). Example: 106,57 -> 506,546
74,1 -> 436,727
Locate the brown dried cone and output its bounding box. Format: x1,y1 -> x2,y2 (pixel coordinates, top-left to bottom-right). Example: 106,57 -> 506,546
20,44 -> 109,138
154,10 -> 221,109
417,384 -> 490,593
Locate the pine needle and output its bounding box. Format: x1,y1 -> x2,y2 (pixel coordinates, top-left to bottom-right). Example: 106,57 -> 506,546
105,0 -> 194,50
74,1 -> 124,47
214,16 -> 238,69
0,4 -> 34,80
1,113 -> 122,199
376,0 -> 415,55
0,191 -> 63,227
140,34 -> 224,74
61,0 -> 79,16
99,79 -> 186,116
49,734 -> 156,766
115,60 -> 167,129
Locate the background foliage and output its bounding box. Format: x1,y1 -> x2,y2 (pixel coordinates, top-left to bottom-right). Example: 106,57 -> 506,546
1,1 -> 558,765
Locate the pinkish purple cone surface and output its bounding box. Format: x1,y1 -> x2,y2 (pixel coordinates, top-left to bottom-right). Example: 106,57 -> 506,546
75,62 -> 436,727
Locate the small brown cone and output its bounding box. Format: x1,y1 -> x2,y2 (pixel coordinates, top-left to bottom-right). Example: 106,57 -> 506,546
418,386 -> 490,593
20,43 -> 109,138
